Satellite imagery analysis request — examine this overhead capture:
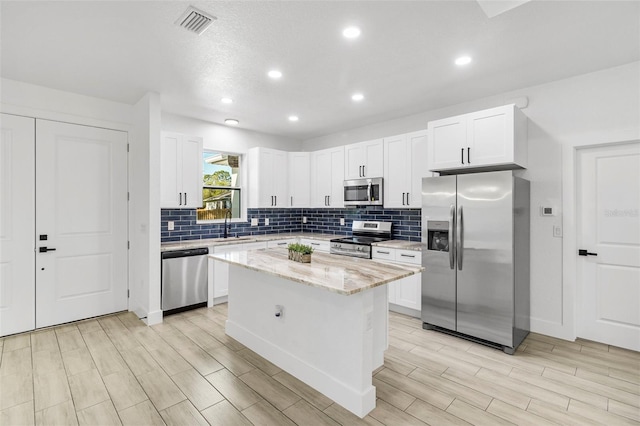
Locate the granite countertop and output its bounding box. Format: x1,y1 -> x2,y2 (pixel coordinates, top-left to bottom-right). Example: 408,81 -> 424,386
371,240 -> 422,251
161,233 -> 336,252
209,247 -> 423,296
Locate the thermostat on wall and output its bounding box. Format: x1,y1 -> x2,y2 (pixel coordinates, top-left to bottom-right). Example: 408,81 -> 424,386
541,206 -> 554,216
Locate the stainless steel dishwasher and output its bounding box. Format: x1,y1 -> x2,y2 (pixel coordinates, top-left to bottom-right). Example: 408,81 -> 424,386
161,247 -> 209,314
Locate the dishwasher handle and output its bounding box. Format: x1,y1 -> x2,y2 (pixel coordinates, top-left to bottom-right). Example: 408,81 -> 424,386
161,247 -> 209,259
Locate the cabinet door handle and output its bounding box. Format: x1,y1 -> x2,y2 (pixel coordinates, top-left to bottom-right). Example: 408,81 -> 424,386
461,148 -> 465,165
377,250 -> 390,254
406,192 -> 410,205
277,242 -> 287,246
311,242 -> 320,246
275,195 -> 277,206
184,192 -> 187,205
179,192 -> 182,206
468,147 -> 471,164
362,165 -> 365,177
327,195 -> 330,206
402,192 -> 405,205
400,254 -> 416,258
291,196 -> 293,206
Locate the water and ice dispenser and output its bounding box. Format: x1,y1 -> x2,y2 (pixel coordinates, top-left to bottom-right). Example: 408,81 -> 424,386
426,221 -> 450,252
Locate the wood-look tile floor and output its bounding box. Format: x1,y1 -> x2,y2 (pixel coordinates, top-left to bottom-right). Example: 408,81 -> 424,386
1,305 -> 639,425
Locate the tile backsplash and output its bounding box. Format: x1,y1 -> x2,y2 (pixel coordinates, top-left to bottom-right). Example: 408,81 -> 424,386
161,206 -> 420,243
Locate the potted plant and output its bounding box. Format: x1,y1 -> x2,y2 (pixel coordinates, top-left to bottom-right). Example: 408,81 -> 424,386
287,243 -> 314,263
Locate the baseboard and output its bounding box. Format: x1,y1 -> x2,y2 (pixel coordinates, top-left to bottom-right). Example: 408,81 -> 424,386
389,303 -> 420,318
226,319 -> 375,418
530,317 -> 575,341
145,310 -> 163,326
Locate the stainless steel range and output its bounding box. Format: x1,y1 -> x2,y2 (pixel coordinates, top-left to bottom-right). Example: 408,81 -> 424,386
330,221 -> 392,259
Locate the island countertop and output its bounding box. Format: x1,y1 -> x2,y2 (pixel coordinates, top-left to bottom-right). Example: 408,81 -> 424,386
209,248 -> 423,296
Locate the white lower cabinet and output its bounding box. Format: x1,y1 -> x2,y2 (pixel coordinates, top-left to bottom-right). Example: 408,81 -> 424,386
210,241 -> 267,303
372,247 -> 421,316
299,238 -> 330,253
267,238 -> 296,248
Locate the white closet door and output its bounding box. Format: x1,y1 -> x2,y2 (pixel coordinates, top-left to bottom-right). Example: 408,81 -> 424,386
35,120 -> 128,328
0,114 -> 35,336
577,142 -> 640,351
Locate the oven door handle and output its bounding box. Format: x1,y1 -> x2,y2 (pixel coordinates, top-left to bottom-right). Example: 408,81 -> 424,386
368,181 -> 372,201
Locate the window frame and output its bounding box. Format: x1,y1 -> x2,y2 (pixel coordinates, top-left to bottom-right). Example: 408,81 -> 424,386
196,150 -> 247,224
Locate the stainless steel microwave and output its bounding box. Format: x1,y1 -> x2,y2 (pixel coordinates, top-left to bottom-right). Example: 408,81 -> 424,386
343,177 -> 383,206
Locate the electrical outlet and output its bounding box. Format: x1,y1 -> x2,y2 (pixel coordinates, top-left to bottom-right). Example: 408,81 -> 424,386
340,218 -> 345,226
553,225 -> 563,237
303,217 -> 307,224
167,221 -> 174,231
251,218 -> 258,226
265,218 -> 269,226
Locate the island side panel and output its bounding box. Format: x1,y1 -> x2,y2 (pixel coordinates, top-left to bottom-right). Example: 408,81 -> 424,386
225,264 -> 386,418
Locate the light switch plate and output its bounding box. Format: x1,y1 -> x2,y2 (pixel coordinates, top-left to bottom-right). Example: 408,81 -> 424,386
251,218 -> 258,226
553,225 -> 563,237
265,218 -> 269,226
340,218 -> 345,226
303,217 -> 307,224
167,221 -> 174,231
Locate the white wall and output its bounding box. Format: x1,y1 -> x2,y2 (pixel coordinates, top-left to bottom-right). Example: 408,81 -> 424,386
130,92 -> 162,324
0,78 -> 133,128
303,62 -> 640,340
162,112 -> 300,154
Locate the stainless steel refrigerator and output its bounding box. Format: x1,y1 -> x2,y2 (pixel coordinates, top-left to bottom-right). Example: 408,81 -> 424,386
421,170 -> 529,354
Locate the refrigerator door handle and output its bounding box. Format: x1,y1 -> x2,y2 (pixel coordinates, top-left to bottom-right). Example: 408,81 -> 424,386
449,204 -> 455,270
457,205 -> 464,270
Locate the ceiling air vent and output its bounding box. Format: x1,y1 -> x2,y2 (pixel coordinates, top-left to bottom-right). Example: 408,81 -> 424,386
175,6 -> 216,35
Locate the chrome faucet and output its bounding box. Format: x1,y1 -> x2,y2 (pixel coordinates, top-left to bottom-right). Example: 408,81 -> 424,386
223,210 -> 232,238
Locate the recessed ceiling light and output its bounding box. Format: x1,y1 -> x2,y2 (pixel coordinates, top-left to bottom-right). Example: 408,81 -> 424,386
224,118 -> 239,125
455,56 -> 472,66
221,97 -> 233,104
351,93 -> 364,102
288,115 -> 299,122
343,26 -> 361,39
268,70 -> 283,79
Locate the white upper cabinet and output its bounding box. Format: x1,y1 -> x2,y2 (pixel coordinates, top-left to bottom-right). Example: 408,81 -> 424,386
161,132 -> 203,208
427,104 -> 527,172
344,139 -> 384,179
288,152 -> 310,208
383,130 -> 427,208
311,146 -> 344,207
248,147 -> 288,208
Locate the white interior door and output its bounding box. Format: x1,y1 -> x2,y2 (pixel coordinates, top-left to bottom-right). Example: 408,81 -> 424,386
35,120 -> 128,328
577,141 -> 640,351
0,114 -> 35,336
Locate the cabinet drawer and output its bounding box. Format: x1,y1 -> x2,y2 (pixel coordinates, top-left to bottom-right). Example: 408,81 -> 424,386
214,241 -> 266,253
267,239 -> 296,248
300,239 -> 329,252
396,249 -> 421,265
372,247 -> 395,261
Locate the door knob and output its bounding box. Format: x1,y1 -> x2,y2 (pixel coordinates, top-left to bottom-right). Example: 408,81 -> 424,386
39,247 -> 57,253
578,249 -> 597,256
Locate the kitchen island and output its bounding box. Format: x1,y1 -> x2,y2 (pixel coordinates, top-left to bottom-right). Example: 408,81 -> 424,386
209,247 -> 423,418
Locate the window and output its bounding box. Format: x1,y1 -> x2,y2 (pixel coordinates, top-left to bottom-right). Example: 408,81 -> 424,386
197,151 -> 242,221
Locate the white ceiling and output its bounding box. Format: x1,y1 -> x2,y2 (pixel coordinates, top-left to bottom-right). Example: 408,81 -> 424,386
1,1 -> 638,140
